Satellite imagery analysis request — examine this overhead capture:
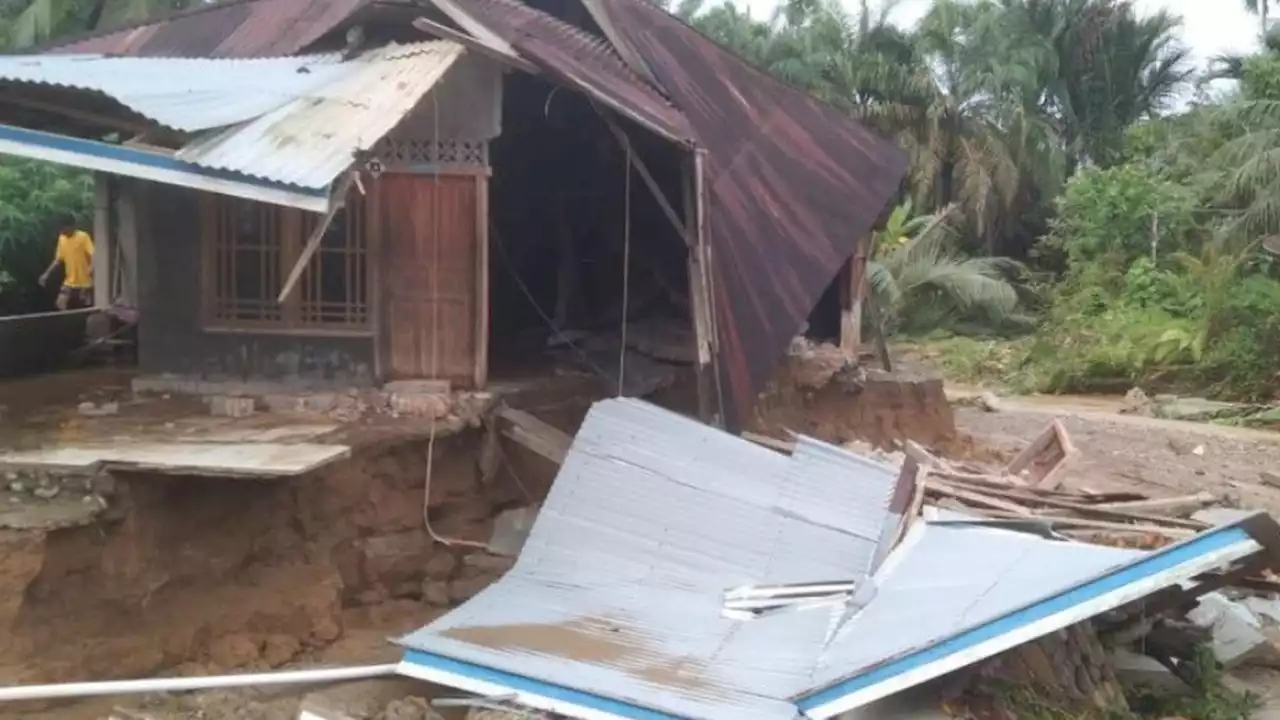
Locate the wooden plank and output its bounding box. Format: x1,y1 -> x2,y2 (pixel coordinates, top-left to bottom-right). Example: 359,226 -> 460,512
741,432 -> 794,454
1005,418 -> 1077,490
924,480 -> 1034,515
1094,493 -> 1218,516
935,480 -> 1208,530
278,172 -> 356,303
969,510 -> 1198,537
498,407 -> 572,465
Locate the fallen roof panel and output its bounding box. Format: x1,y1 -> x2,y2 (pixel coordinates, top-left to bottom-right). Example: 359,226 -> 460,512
799,519 -> 1268,717
394,397 -> 1280,720
397,398 -> 904,719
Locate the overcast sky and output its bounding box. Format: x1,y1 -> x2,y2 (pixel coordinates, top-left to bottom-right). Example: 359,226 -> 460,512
739,0 -> 1261,79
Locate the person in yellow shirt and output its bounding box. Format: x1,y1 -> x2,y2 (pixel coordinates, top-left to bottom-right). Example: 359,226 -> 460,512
40,218 -> 94,310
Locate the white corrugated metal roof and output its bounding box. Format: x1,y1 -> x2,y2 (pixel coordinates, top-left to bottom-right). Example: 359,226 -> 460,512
177,41 -> 465,189
394,398 -> 1280,720
0,53 -> 349,132
0,41 -> 465,204
397,398 -> 907,720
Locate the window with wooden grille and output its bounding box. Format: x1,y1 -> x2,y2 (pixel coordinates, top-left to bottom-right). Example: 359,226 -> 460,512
201,193 -> 371,332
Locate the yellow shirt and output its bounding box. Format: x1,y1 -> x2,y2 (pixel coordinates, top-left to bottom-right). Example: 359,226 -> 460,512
56,230 -> 94,288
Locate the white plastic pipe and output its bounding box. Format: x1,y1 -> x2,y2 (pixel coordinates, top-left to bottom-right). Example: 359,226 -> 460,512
0,663 -> 399,703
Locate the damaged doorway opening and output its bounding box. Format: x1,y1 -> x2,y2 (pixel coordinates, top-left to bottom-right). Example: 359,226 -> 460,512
487,70 -> 696,405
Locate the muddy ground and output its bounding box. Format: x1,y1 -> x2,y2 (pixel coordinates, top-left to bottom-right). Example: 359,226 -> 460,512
8,357 -> 1280,719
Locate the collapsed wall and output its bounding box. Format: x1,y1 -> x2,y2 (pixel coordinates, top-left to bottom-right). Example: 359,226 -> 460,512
0,427 -> 557,687
754,340 -> 958,450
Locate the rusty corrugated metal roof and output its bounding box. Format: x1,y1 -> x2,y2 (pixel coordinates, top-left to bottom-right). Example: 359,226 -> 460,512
591,0 -> 907,429
44,0 -> 365,57
447,0 -> 691,141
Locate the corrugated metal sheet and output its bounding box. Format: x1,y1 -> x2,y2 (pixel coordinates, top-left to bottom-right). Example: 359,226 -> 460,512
396,398 -> 1280,720
177,41 -> 464,188
0,53 -> 348,132
590,0 -> 909,429
396,398 -> 911,720
43,0 -> 365,58
814,523 -> 1146,685
449,0 -> 691,142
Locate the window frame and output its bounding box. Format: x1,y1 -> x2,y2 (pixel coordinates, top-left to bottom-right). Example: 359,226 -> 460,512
199,192 -> 375,337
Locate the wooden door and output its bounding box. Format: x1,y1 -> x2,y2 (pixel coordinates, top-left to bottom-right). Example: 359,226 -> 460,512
378,173 -> 482,386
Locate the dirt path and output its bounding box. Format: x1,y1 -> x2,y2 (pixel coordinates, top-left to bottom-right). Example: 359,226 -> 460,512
950,389 -> 1280,517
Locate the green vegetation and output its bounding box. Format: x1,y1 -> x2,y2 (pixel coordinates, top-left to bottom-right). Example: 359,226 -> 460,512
0,0 -> 199,313
669,0 -> 1280,403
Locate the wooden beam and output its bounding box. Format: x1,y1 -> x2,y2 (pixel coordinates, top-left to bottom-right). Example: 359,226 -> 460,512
497,407 -> 572,465
0,91 -> 147,134
684,150 -> 715,423
841,243 -> 868,354
277,172 -> 357,303
597,108 -> 689,245
966,510 -> 1198,537
412,16 -> 539,75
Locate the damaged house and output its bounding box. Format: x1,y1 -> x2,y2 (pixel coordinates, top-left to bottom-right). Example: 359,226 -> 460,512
0,0 -> 906,428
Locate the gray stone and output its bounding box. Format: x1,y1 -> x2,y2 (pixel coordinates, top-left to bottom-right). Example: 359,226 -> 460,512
1188,592 -> 1280,669
1109,649 -> 1188,694
1242,597 -> 1280,627
7,481 -> 24,493
487,505 -> 539,558
32,484 -> 60,500
77,401 -> 119,416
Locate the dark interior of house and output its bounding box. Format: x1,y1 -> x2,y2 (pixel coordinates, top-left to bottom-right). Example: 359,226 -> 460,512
486,70 -> 693,390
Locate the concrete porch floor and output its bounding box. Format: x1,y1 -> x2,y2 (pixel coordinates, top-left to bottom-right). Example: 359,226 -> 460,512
0,366 -> 603,480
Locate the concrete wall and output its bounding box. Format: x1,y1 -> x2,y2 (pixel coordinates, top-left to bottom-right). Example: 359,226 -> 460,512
132,181 -> 376,385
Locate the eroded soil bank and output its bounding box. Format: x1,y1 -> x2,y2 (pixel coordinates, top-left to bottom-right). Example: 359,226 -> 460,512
0,425 -> 560,692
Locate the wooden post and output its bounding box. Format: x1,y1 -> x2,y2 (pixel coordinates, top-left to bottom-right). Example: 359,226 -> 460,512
92,173 -> 112,308
116,181 -> 139,307
473,172 -> 490,389
684,150 -> 716,424
840,241 -> 869,356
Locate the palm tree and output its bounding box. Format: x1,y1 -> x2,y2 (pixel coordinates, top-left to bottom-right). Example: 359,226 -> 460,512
4,0 -> 190,48
867,202 -> 1032,333
1244,0 -> 1274,38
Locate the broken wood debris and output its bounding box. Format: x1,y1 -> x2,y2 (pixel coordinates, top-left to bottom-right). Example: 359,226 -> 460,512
742,421 -> 1227,548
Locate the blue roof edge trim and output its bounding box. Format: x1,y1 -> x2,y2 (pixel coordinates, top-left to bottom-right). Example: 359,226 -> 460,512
796,522 -> 1260,712
0,122 -> 329,196
399,649 -> 685,720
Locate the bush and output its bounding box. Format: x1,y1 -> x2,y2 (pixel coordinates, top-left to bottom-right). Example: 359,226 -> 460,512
1042,164 -> 1198,271
1199,274 -> 1280,400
